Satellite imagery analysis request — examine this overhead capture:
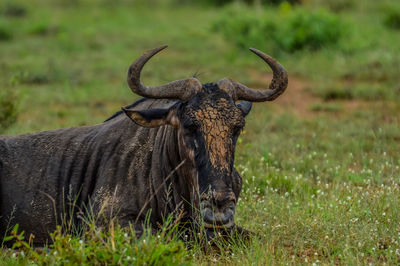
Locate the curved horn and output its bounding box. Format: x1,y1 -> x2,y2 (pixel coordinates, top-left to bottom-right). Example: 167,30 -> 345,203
127,45 -> 202,102
231,48 -> 288,102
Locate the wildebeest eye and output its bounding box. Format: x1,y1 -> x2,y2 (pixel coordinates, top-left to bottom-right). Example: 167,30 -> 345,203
185,123 -> 198,133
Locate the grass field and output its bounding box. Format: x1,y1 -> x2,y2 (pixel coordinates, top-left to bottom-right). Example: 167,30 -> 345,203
1,0 -> 400,264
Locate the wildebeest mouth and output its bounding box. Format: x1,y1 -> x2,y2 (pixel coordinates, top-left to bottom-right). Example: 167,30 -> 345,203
200,200 -> 235,230
203,221 -> 235,229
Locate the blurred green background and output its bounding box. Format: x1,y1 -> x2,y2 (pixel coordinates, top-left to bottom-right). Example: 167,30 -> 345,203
1,0 -> 400,264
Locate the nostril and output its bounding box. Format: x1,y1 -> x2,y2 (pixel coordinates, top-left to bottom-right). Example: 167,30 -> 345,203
212,192 -> 236,208
215,199 -> 228,208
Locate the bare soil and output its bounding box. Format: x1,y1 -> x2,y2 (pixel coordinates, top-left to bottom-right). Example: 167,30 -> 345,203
248,71 -> 376,119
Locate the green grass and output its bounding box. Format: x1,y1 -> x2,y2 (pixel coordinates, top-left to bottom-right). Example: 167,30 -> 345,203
1,222 -> 191,265
1,0 -> 399,264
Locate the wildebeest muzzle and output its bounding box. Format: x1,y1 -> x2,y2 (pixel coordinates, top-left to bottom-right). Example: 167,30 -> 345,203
200,191 -> 236,230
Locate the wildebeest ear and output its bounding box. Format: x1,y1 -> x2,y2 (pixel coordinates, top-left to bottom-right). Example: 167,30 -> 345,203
122,105 -> 179,128
236,101 -> 252,116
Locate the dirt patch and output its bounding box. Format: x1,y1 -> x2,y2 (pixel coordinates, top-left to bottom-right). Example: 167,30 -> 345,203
248,71 -> 319,117
247,71 -> 376,119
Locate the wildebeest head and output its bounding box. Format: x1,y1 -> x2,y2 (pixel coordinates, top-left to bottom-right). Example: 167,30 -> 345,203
123,46 -> 288,233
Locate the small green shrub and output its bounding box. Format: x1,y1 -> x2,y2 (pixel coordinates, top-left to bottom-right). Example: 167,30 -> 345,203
0,87 -> 19,133
0,25 -> 12,41
198,0 -> 301,6
308,0 -> 355,12
2,3 -> 27,17
384,9 -> 400,30
319,87 -> 354,101
28,21 -> 61,36
213,3 -> 345,54
279,9 -> 344,52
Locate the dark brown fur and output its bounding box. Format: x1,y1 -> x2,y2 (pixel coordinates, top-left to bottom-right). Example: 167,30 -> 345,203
0,87 -> 246,245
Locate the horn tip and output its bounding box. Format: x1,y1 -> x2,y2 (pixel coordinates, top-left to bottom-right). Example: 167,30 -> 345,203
249,47 -> 260,53
146,45 -> 168,55
249,47 -> 271,58
156,45 -> 168,51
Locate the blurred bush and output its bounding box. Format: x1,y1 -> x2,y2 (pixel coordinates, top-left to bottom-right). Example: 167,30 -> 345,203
1,2 -> 27,17
212,3 -> 345,54
306,0 -> 355,12
384,8 -> 400,30
197,0 -> 300,6
0,88 -> 19,133
28,21 -> 61,36
0,24 -> 12,41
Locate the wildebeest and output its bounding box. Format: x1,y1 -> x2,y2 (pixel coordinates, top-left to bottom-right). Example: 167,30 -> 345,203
0,46 -> 287,245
